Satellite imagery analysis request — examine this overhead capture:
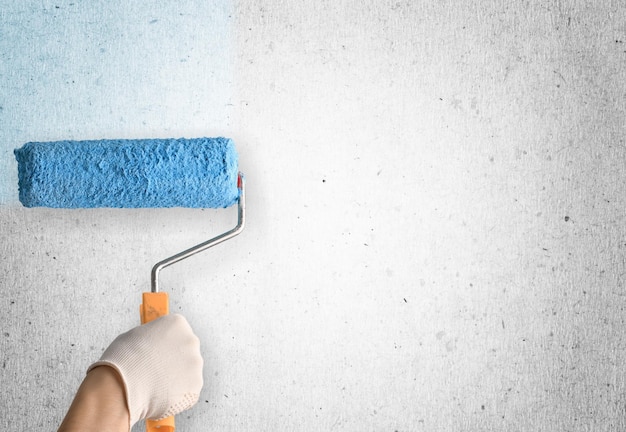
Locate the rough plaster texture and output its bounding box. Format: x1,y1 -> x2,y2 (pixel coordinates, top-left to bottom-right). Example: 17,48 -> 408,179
2,1 -> 626,431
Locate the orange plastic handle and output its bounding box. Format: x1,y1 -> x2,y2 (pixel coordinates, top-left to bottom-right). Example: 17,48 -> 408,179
140,292 -> 175,432
140,292 -> 169,325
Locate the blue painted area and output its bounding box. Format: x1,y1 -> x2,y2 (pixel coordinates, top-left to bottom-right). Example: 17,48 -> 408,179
0,1 -> 234,205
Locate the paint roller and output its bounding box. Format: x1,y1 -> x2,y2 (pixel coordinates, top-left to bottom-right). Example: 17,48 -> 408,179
14,137 -> 246,432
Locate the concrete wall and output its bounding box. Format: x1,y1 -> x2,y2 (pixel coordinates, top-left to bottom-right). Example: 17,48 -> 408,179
2,1 -> 625,430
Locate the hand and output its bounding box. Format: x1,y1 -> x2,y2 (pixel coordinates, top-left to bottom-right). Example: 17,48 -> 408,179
89,314 -> 204,427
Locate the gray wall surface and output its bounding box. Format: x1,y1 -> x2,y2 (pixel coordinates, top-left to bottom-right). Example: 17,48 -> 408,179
2,1 -> 626,430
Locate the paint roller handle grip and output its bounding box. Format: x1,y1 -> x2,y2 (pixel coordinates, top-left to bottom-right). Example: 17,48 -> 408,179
140,292 -> 170,325
145,417 -> 175,431
140,292 -> 176,432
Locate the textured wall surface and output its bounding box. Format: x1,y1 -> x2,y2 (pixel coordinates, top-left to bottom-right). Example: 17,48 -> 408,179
2,1 -> 626,431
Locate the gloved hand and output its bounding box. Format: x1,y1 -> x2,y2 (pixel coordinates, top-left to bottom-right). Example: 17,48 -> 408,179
88,314 -> 204,427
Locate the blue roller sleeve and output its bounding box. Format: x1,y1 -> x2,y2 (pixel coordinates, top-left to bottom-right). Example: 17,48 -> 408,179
14,137 -> 239,208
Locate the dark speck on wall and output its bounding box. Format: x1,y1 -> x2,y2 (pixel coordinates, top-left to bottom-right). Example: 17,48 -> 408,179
564,216 -> 570,222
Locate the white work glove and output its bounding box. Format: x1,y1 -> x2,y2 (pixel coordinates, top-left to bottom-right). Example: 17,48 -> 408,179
88,314 -> 204,427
